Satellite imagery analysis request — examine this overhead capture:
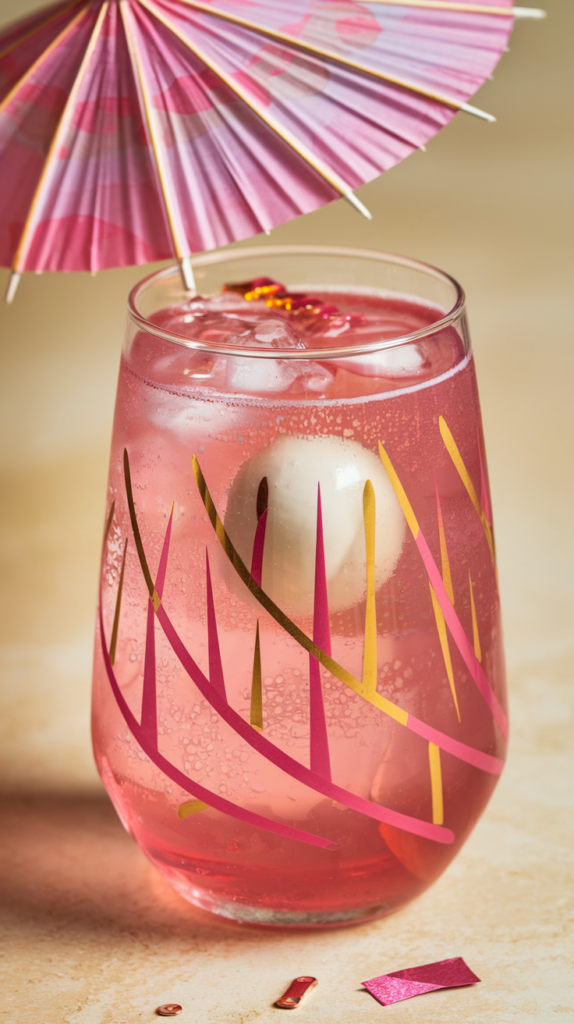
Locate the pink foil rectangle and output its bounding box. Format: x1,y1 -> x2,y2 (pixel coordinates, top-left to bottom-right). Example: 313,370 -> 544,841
363,957 -> 480,1006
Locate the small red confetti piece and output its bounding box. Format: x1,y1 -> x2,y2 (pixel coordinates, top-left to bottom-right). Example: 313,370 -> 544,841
275,976 -> 318,1009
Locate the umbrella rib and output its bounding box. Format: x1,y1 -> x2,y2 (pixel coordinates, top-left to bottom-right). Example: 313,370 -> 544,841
366,0 -> 519,14
6,2 -> 107,302
119,1 -> 195,291
171,0 -> 494,121
138,0 -> 372,220
367,0 -> 546,16
0,4 -> 91,119
0,0 -> 88,63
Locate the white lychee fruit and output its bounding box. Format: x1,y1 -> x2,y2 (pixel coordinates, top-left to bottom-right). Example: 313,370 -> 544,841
223,434 -> 405,616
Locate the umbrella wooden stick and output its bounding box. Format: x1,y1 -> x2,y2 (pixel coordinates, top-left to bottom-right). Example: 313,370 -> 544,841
6,3 -> 105,303
174,0 -> 495,121
0,0 -> 89,63
119,1 -> 196,293
140,0 -> 373,221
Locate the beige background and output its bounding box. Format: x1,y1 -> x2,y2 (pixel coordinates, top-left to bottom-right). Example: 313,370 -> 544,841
0,1 -> 572,1021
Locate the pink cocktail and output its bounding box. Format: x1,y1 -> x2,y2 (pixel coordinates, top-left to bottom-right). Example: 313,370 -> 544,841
92,246 -> 506,926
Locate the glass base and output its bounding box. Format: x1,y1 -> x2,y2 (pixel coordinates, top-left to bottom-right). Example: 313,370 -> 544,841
167,874 -> 392,928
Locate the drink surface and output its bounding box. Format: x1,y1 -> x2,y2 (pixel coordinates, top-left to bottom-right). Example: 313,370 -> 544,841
92,286 -> 506,925
141,286 -> 463,402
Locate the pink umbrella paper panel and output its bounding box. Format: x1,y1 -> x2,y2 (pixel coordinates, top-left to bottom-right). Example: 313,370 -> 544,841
0,0 -> 514,275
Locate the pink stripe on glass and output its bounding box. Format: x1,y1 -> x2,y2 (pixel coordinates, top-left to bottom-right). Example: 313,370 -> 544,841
250,506 -> 267,589
205,548 -> 227,701
414,529 -> 508,736
309,485 -> 332,780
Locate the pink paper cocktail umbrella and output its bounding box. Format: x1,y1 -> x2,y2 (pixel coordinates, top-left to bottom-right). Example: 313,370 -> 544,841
0,0 -> 543,299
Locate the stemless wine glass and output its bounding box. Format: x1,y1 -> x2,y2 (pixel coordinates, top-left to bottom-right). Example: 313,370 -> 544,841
92,245 -> 507,927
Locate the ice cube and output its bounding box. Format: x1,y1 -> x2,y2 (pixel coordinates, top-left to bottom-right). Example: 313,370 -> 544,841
183,312 -> 256,346
185,291 -> 258,314
155,300 -> 306,351
333,343 -> 426,378
225,355 -> 301,394
223,318 -> 309,393
298,365 -> 334,393
226,357 -> 335,396
226,316 -> 305,350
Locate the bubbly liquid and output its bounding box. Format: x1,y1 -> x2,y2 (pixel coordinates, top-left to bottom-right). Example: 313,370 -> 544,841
92,290 -> 506,925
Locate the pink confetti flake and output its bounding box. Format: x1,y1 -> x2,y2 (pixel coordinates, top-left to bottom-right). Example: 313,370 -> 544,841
363,957 -> 480,1006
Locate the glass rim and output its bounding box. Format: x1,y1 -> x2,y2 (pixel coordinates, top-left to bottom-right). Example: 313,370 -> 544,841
128,244 -> 466,361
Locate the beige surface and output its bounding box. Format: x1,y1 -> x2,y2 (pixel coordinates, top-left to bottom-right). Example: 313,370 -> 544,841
0,0 -> 572,1020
